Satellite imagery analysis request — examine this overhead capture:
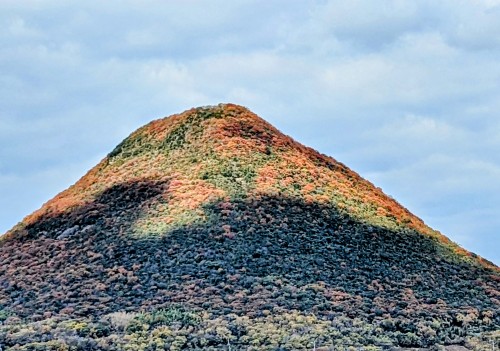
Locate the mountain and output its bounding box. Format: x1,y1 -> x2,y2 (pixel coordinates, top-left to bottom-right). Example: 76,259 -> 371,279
0,104 -> 498,351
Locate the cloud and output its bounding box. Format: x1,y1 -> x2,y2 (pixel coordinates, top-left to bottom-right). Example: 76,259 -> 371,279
308,0 -> 432,50
443,0 -> 500,51
304,0 -> 500,52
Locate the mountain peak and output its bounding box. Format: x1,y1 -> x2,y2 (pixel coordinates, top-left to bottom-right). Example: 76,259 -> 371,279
1,104 -> 498,349
108,103 -> 280,160
8,104 -> 496,270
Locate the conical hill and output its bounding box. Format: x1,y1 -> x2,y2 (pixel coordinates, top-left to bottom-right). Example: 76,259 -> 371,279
0,104 -> 498,350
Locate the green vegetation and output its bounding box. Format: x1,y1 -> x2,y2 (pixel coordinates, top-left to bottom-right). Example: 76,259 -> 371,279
199,157 -> 258,197
125,307 -> 201,333
162,107 -> 224,151
0,308 -> 11,322
0,310 -> 498,350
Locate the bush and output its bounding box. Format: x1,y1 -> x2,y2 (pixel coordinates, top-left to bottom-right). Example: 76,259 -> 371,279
102,311 -> 137,332
0,308 -> 11,322
126,307 -> 201,333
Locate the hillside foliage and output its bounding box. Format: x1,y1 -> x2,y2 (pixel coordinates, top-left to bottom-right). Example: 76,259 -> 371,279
0,104 -> 498,350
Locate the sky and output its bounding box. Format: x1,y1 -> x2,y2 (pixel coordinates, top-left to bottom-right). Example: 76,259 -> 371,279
0,0 -> 499,265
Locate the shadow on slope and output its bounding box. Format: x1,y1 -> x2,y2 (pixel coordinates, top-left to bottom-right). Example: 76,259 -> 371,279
0,180 -> 498,341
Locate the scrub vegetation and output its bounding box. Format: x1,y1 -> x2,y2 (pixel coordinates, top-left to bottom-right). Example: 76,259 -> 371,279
1,104 -> 498,350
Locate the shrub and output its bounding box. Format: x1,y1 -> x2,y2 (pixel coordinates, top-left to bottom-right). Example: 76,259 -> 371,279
126,307 -> 201,333
0,308 -> 11,322
102,311 -> 137,332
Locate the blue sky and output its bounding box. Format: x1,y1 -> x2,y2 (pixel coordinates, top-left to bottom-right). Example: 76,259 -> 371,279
1,0 -> 499,264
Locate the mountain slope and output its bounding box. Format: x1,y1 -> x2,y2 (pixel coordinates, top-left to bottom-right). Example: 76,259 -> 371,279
0,104 -> 498,350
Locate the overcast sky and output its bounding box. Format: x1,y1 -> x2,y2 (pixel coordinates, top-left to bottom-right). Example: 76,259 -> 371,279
1,0 -> 499,264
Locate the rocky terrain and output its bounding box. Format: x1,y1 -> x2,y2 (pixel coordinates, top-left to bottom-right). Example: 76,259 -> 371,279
0,104 -> 498,350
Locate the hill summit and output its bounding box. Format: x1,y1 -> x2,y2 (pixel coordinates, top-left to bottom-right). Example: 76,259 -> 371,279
1,104 -> 498,350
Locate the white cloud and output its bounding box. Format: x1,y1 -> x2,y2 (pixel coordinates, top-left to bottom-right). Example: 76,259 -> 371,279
6,16 -> 41,38
443,0 -> 500,50
309,0 -> 427,49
